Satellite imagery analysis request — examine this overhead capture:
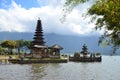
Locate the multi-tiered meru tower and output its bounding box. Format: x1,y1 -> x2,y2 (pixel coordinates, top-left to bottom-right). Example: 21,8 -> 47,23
29,18 -> 63,58
29,18 -> 47,58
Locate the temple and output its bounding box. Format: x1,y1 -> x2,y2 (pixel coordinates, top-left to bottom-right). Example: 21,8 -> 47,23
8,19 -> 66,63
28,18 -> 63,59
69,44 -> 102,62
29,19 -> 47,57
8,18 -> 101,64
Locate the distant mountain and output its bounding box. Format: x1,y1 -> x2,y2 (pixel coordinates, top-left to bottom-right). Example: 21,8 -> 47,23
0,32 -> 118,55
0,32 -> 33,40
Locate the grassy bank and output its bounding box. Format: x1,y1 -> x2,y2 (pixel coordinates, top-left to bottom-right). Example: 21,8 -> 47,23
0,55 -> 19,59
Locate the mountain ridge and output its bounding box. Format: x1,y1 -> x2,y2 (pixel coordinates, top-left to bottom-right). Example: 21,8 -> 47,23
0,32 -> 117,55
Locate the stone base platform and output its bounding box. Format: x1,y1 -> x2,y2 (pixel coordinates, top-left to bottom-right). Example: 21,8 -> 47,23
69,56 -> 102,62
8,59 -> 68,64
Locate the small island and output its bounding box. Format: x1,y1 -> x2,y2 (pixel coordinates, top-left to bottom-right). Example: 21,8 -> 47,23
8,18 -> 67,64
69,44 -> 102,62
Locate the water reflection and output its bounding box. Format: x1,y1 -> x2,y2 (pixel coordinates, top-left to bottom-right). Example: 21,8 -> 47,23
30,64 -> 47,80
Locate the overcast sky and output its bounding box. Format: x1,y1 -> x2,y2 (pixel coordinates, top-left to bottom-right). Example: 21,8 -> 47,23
0,0 -> 103,36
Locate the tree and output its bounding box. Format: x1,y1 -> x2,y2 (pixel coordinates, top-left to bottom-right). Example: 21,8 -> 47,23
16,39 -> 25,54
23,40 -> 32,47
22,40 -> 32,53
0,40 -> 17,54
64,0 -> 120,53
0,46 -> 5,55
16,39 -> 32,54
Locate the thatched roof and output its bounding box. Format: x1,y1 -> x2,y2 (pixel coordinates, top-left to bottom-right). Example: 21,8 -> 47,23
51,44 -> 63,50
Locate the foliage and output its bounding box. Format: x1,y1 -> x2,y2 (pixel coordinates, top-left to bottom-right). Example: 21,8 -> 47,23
16,39 -> 32,54
62,0 -> 89,22
22,40 -> 32,53
0,46 -> 5,54
1,40 -> 17,48
23,40 -> 32,47
88,0 -> 120,53
16,39 -> 24,54
16,39 -> 31,48
64,0 -> 120,53
0,40 -> 17,54
96,52 -> 101,56
0,40 -> 32,54
16,39 -> 25,47
64,0 -> 89,9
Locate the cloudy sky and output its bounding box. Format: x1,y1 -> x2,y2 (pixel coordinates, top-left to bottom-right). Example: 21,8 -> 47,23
0,0 -> 102,36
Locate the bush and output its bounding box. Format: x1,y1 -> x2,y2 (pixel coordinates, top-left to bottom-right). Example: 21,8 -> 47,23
96,53 -> 101,56
74,52 -> 80,58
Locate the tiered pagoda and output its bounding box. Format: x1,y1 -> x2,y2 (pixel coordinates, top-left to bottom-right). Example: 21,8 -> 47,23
31,18 -> 45,46
81,44 -> 88,56
28,18 -> 63,59
29,18 -> 47,58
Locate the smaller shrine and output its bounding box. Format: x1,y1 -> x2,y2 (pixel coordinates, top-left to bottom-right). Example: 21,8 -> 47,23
69,44 -> 102,62
51,44 -> 63,55
49,44 -> 63,58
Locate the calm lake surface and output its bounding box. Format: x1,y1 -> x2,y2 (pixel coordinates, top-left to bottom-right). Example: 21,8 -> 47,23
0,56 -> 120,80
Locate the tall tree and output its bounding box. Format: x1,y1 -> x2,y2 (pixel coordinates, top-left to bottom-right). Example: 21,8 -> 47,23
0,46 -> 5,54
16,39 -> 32,54
22,40 -> 32,53
23,40 -> 32,47
16,39 -> 25,54
0,40 -> 17,54
64,0 -> 120,53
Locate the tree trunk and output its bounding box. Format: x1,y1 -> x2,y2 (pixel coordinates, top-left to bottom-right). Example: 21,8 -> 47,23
18,47 -> 20,55
8,48 -> 13,55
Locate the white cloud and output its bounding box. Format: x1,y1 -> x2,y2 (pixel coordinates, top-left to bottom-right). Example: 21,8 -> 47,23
0,0 -> 102,36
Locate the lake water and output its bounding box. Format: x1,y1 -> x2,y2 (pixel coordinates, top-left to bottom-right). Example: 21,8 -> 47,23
0,56 -> 120,80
